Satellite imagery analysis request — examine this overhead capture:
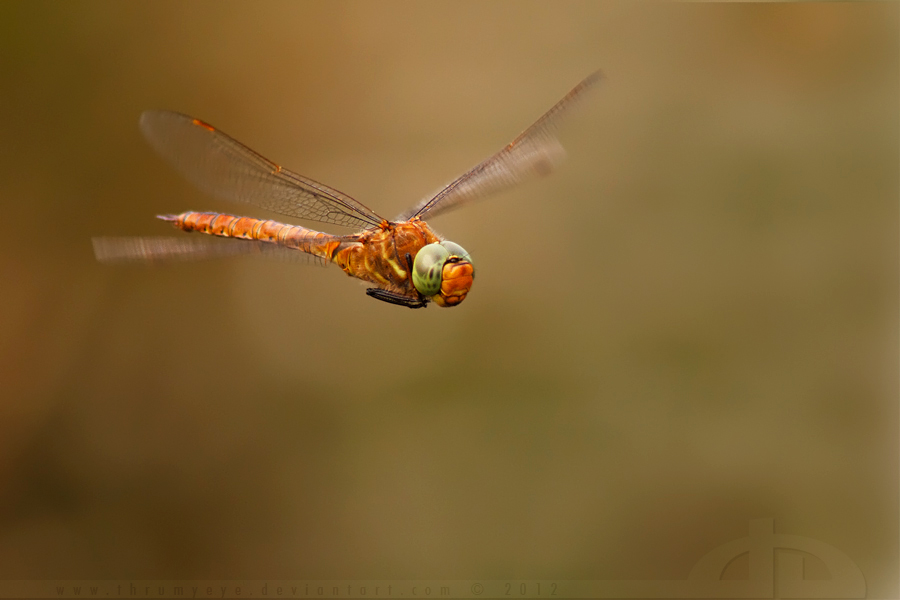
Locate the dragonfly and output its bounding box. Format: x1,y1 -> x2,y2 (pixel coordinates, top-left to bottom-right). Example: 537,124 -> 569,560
93,71 -> 602,308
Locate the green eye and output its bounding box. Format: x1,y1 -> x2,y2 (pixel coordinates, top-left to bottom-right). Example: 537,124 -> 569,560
412,243 -> 450,296
440,241 -> 472,264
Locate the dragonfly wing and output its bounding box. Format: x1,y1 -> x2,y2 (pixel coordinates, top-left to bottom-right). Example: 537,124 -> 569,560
93,236 -> 329,266
140,111 -> 386,230
400,71 -> 603,221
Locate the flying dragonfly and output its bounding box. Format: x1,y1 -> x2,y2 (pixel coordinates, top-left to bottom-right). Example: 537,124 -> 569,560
93,71 -> 602,308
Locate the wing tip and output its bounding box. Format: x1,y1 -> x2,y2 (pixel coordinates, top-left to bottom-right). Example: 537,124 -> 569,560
585,69 -> 605,84
91,236 -> 130,264
573,69 -> 605,96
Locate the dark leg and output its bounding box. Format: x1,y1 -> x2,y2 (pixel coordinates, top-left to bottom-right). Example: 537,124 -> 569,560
405,252 -> 429,304
366,288 -> 429,309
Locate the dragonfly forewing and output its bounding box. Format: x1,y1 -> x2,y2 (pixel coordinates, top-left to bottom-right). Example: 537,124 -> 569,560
399,70 -> 603,221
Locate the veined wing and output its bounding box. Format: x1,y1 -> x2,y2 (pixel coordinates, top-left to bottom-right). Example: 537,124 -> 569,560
140,111 -> 386,230
93,236 -> 330,266
400,71 -> 603,221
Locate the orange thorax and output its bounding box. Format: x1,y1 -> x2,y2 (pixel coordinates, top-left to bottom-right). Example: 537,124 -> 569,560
333,219 -> 442,294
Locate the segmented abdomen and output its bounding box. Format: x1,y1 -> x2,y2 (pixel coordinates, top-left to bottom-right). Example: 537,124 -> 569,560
161,211 -> 342,261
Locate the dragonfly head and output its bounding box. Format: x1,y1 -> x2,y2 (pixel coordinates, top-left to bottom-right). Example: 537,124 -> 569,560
412,241 -> 475,308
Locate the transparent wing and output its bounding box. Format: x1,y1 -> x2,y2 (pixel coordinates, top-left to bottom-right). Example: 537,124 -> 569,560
140,111 -> 386,230
400,71 -> 603,221
93,236 -> 329,266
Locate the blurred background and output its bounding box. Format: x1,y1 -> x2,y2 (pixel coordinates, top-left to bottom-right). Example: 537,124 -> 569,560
0,1 -> 896,595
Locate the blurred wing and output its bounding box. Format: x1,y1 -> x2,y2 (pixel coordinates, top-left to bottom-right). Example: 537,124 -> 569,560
140,111 -> 386,230
93,236 -> 329,266
400,70 -> 603,221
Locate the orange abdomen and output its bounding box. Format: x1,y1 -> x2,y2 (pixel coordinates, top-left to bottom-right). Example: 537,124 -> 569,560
161,211 -> 343,261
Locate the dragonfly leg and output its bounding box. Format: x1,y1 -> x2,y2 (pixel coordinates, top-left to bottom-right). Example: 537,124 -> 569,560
366,288 -> 428,309
405,252 -> 430,305
405,252 -> 417,289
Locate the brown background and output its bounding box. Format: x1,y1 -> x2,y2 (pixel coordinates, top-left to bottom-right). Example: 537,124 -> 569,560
0,1 -> 897,596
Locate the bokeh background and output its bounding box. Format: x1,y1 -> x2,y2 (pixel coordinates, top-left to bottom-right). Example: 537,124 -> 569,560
0,1 -> 897,596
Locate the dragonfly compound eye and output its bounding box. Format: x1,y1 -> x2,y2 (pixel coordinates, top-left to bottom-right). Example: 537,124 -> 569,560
429,240 -> 474,308
413,243 -> 451,297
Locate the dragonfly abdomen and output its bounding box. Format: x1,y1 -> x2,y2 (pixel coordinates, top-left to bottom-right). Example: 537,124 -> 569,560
160,211 -> 342,261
